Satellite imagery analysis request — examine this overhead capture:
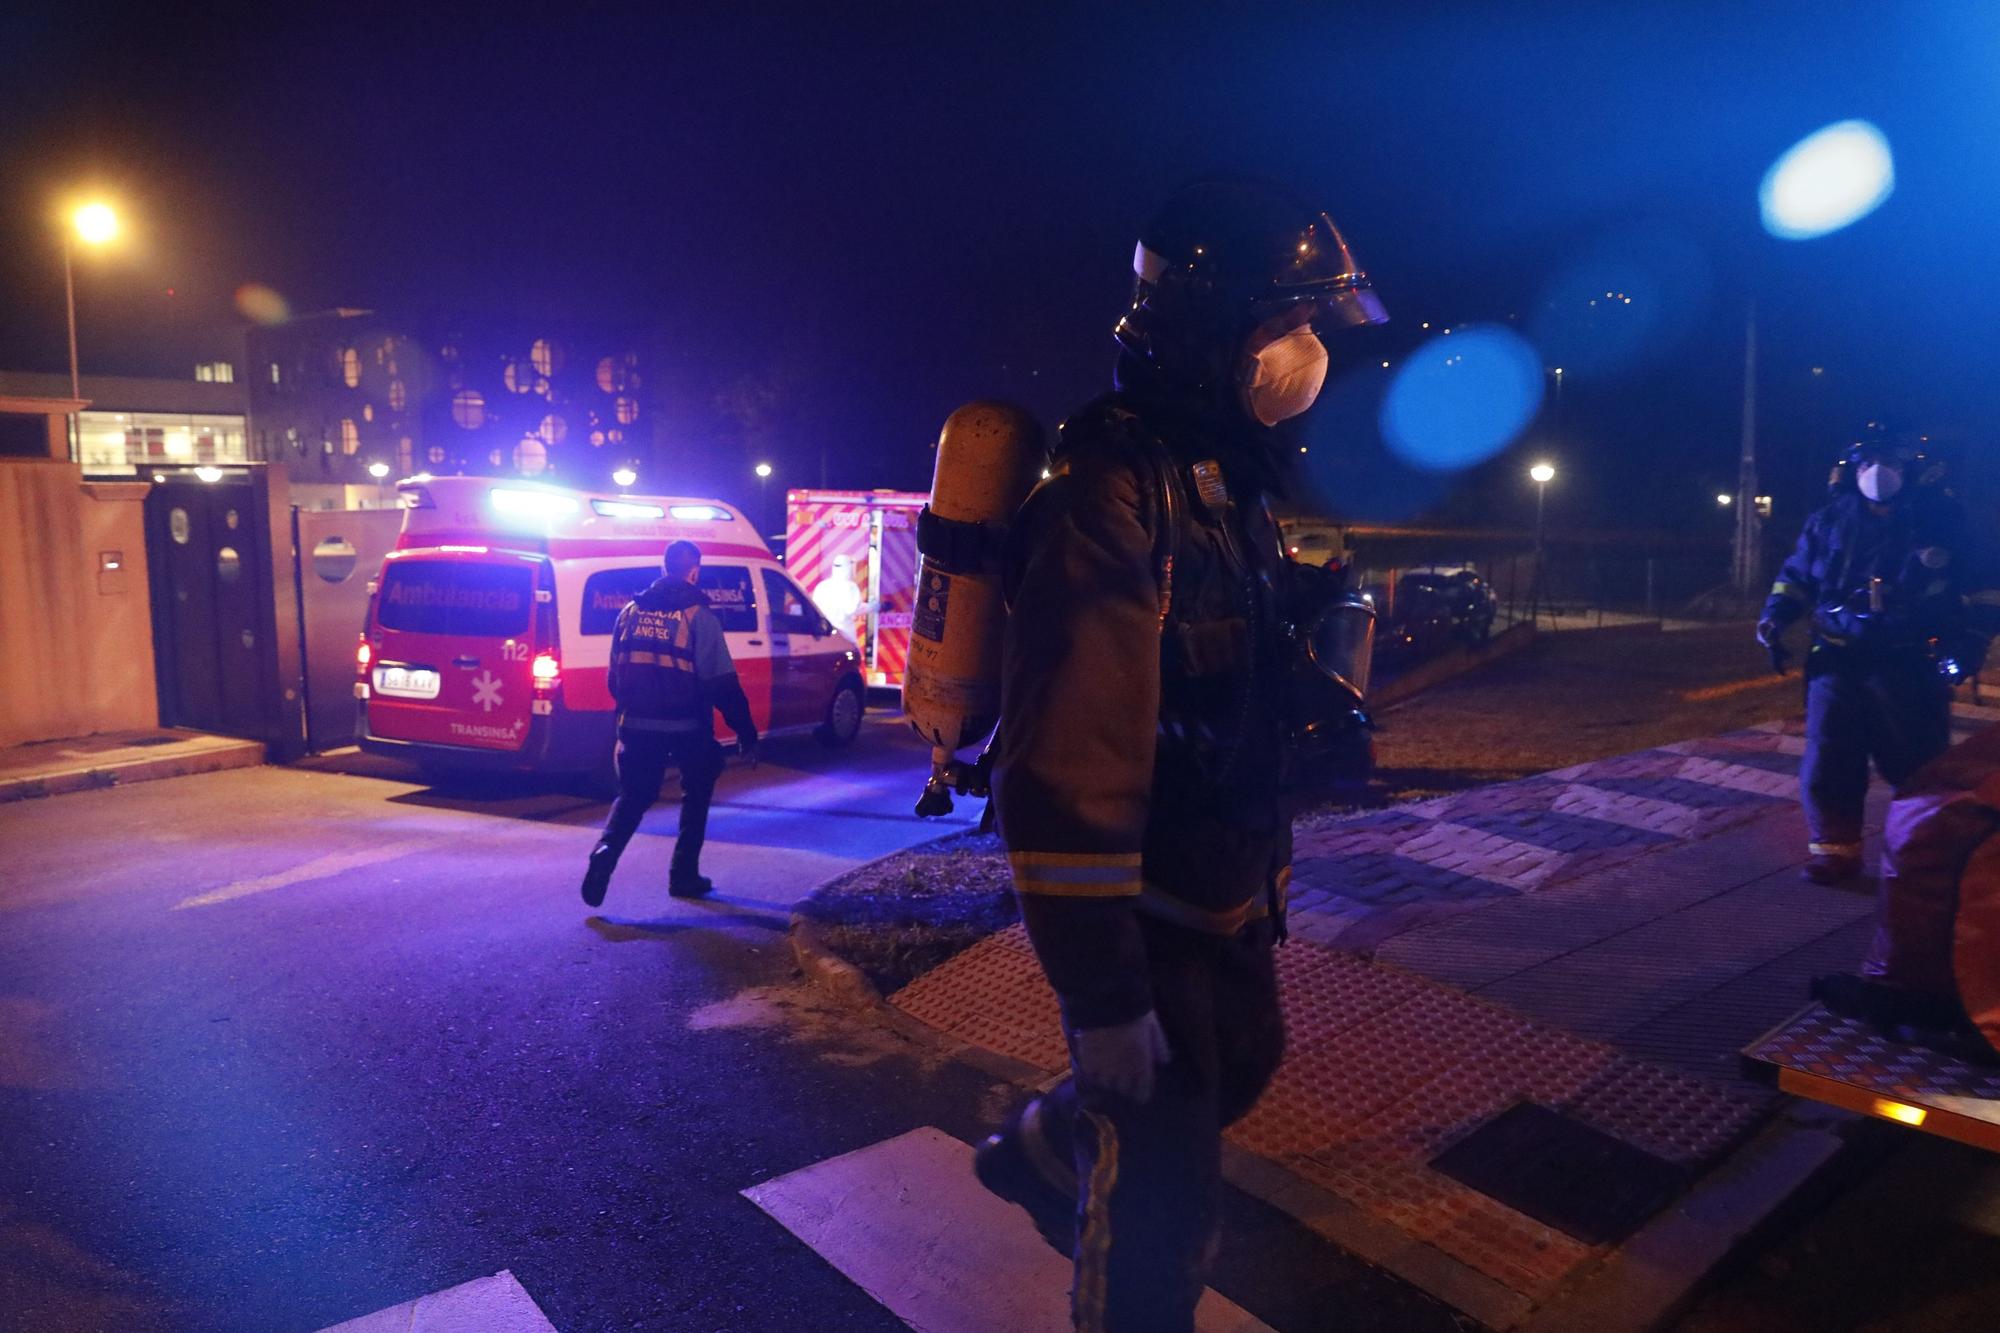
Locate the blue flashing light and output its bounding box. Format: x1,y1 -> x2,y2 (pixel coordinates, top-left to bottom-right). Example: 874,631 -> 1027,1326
1760,120 -> 1894,241
1378,325 -> 1544,474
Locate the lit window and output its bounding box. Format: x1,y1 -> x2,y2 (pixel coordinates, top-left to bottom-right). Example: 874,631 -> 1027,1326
451,390 -> 486,430
388,379 -> 407,412
341,420 -> 360,455
340,348 -> 361,388
596,356 -> 626,393
514,438 -> 548,475
614,395 -> 639,424
538,414 -> 566,445
530,338 -> 560,376
504,360 -> 535,395
428,445 -> 447,465
398,437 -> 414,475
268,363 -> 282,385
362,404 -> 374,423
489,448 -> 504,467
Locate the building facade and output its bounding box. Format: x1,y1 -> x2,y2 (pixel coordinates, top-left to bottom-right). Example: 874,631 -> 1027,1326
245,312 -> 658,506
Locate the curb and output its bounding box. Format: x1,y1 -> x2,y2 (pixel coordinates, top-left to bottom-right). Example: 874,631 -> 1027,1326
788,914 -> 888,1012
0,739 -> 266,803
1521,1111 -> 1850,1332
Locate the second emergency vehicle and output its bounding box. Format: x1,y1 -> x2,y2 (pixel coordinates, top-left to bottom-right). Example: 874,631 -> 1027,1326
356,477 -> 865,779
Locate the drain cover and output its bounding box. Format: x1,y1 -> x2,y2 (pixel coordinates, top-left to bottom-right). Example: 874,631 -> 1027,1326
1430,1102 -> 1691,1246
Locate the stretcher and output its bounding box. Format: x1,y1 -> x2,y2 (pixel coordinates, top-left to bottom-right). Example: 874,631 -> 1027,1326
1742,1002 -> 2000,1153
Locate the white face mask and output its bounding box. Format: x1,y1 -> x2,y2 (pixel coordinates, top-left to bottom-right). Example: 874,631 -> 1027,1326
1241,325 -> 1329,427
1858,462 -> 1903,502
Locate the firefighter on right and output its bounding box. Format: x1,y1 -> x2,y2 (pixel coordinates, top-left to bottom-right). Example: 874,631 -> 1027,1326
1758,430 -> 1986,885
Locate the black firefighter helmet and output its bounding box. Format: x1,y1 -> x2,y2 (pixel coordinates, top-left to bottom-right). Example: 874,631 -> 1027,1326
1826,420 -> 1944,496
1114,179 -> 1388,394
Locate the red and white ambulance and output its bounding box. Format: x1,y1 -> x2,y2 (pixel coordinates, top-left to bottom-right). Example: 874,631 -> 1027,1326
356,476 -> 866,778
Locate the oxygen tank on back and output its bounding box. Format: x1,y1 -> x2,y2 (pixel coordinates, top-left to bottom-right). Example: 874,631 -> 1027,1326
905,401 -> 1046,814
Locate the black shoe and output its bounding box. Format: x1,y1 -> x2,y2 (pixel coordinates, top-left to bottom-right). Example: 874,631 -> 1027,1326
1801,853 -> 1864,885
668,873 -> 714,898
975,1115 -> 1074,1254
580,844 -> 618,908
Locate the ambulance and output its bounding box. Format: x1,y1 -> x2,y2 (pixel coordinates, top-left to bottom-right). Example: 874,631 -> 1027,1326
784,489 -> 926,688
355,476 -> 866,779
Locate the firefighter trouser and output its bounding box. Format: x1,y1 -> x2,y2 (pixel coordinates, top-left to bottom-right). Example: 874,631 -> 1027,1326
1802,663 -> 1951,857
597,729 -> 725,880
1022,914 -> 1285,1333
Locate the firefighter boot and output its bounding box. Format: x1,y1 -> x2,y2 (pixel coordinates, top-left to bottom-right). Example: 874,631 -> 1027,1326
974,1096 -> 1075,1253
580,843 -> 619,908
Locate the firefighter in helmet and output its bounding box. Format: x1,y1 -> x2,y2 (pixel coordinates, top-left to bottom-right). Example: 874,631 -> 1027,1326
974,179 -> 1387,1331
1759,429 -> 1989,884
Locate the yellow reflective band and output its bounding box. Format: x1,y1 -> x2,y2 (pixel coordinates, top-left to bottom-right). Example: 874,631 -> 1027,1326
1769,580 -> 1806,601
1009,851 -> 1143,868
1809,841 -> 1863,857
1009,851 -> 1144,897
1075,1111 -> 1120,1333
1012,873 -> 1144,898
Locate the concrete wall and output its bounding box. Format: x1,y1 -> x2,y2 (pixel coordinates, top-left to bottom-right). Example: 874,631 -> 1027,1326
0,460 -> 158,747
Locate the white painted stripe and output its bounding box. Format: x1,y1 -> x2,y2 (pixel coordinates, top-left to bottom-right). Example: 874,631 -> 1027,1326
1394,821 -> 1569,889
744,1127 -> 1270,1332
1674,755 -> 1797,799
173,838 -> 436,910
317,1269 -> 557,1333
1551,782 -> 1701,839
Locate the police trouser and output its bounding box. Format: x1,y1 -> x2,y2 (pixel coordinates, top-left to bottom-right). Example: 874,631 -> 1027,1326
1025,913 -> 1285,1333
1802,660 -> 1952,857
597,728 -> 725,879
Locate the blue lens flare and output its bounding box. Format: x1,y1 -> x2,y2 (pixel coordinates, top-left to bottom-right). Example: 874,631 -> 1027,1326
1760,119 -> 1895,240
1378,325 -> 1545,474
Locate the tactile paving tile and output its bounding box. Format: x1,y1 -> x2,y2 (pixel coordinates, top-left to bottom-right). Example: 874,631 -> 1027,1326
1745,1004 -> 2000,1106
1559,1056 -> 1772,1166
891,934 -> 1069,1073
1675,754 -> 1800,799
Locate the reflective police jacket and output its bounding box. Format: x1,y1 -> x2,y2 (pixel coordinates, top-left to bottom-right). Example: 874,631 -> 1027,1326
1763,490 -> 1980,669
991,393 -> 1294,1031
607,577 -> 758,741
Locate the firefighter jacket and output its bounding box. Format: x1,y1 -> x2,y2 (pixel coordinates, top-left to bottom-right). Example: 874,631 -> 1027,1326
1763,490 -> 1991,672
607,577 -> 758,742
992,392 -> 1295,1031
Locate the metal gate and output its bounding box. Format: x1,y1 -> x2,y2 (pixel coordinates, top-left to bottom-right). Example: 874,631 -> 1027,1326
144,475 -> 276,737
294,507 -> 403,752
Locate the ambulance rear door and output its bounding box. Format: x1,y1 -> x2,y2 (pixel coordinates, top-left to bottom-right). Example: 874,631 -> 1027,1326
367,550 -> 545,752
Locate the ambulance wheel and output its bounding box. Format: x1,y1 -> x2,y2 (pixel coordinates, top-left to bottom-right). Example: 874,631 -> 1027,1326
816,681 -> 865,747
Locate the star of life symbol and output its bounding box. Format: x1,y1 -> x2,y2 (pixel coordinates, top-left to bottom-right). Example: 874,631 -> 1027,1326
470,670 -> 504,712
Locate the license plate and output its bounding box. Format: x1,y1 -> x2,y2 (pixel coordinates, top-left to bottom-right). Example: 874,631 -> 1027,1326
373,665 -> 441,699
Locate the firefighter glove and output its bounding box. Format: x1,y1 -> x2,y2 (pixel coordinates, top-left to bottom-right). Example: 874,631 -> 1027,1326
1069,1010 -> 1172,1104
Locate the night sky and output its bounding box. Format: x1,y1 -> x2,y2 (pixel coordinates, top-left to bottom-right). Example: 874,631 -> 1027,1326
4,2 -> 1997,528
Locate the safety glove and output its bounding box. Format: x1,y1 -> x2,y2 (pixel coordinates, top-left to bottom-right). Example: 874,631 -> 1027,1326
1069,1010 -> 1172,1104
1756,619 -> 1792,675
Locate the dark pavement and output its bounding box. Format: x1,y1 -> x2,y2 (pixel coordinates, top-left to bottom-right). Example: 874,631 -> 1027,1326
0,716 -> 1443,1332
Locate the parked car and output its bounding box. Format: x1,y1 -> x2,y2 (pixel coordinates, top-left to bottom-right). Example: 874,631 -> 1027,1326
1398,566 -> 1497,644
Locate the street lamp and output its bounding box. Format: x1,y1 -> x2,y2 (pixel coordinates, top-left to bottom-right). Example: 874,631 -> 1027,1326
1716,492 -> 1734,506
611,465 -> 637,489
62,200 -> 120,404
754,461 -> 774,535
1528,461 -> 1555,624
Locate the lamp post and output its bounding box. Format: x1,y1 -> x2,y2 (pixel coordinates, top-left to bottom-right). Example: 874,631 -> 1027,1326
754,461 -> 774,536
1528,461 -> 1556,625
62,201 -> 120,421
367,459 -> 390,507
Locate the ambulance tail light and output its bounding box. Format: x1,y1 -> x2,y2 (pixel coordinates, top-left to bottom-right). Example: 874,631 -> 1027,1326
356,636 -> 372,674
532,652 -> 561,688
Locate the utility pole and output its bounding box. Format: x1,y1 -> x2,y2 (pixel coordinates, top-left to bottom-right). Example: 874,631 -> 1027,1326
1731,304 -> 1762,599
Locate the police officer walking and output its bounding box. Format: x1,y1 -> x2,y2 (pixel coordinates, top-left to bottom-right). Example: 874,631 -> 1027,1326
1759,433 -> 1984,884
581,539 -> 759,906
974,179 -> 1388,1331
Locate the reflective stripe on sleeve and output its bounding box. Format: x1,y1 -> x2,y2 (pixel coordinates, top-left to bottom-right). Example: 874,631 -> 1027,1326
1008,851 -> 1144,898
1769,580 -> 1806,602
620,649 -> 696,671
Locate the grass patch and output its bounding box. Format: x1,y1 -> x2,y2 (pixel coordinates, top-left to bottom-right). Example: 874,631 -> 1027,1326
796,828 -> 1015,995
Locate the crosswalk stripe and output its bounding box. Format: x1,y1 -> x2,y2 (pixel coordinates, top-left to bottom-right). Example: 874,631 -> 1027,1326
173,838 -> 437,910
316,1269 -> 557,1332
744,1127 -> 1271,1332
